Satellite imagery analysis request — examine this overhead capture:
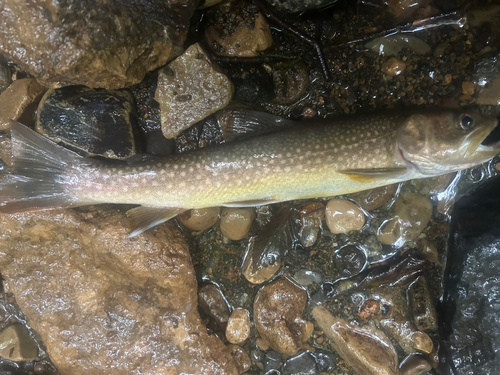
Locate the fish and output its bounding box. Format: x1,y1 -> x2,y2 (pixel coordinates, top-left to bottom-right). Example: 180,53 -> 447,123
0,108 -> 498,236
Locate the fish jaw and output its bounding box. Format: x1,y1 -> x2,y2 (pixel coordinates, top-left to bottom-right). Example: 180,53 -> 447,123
465,118 -> 499,158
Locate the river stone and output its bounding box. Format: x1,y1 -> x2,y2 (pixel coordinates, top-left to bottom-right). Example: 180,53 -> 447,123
0,0 -> 197,89
0,78 -> 47,131
0,323 -> 38,362
220,208 -> 256,241
254,276 -> 310,355
178,207 -> 221,232
281,351 -> 318,375
0,60 -> 11,94
325,199 -> 365,234
198,284 -> 230,324
408,277 -> 438,332
226,308 -> 250,344
351,184 -> 396,211
312,306 -> 399,375
0,208 -> 237,375
36,86 -> 137,159
156,43 -> 234,139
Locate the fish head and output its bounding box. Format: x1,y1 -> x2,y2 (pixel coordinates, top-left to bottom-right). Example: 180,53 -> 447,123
397,110 -> 499,175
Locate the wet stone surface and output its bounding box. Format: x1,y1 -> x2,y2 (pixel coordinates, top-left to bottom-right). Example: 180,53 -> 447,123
36,86 -> 137,159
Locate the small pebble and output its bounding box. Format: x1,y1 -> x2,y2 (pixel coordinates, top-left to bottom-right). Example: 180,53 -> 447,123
412,331 -> 433,354
198,284 -> 230,324
298,202 -> 325,248
0,323 -> 38,362
0,62 -> 11,93
359,300 -> 380,319
399,354 -> 432,375
381,57 -> 406,76
443,74 -> 452,85
178,207 -> 220,231
227,344 -> 251,374
226,308 -> 250,344
325,199 -> 365,234
220,208 -> 255,240
256,337 -> 270,351
462,81 -> 475,95
335,245 -> 367,277
350,184 -> 396,211
263,350 -> 283,373
293,269 -> 322,286
302,107 -> 317,119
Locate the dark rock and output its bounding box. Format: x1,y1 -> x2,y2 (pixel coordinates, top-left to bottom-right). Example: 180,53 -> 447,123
335,245 -> 367,277
272,61 -> 309,105
0,208 -> 237,375
198,284 -> 230,324
408,276 -> 438,332
267,0 -> 339,13
281,351 -> 318,375
310,349 -> 335,373
230,67 -> 274,105
36,86 -> 137,159
0,0 -> 197,89
440,177 -> 500,375
264,350 -> 283,372
0,60 -> 11,94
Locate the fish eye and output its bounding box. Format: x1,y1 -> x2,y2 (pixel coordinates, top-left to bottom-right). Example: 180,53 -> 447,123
459,114 -> 475,130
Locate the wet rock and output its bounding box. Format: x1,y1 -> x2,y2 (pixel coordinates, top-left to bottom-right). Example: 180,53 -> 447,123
298,202 -> 325,248
473,53 -> 500,88
381,58 -> 406,77
36,86 -> 137,159
226,308 -> 250,344
0,78 -> 47,131
0,61 -> 11,94
281,351 -> 318,375
293,269 -> 322,286
0,208 -> 237,374
0,323 -> 38,362
411,331 -> 433,354
408,277 -> 438,332
387,0 -> 432,21
205,7 -> 272,57
0,130 -> 12,167
178,207 -> 221,232
156,43 -> 234,139
399,354 -> 432,375
263,350 -> 283,372
350,184 -> 396,211
377,193 -> 432,246
199,0 -> 225,9
312,306 -> 399,375
241,248 -> 281,285
254,277 -> 310,355
220,208 -> 256,241
0,0 -> 196,89
335,245 -> 367,277
198,284 -> 230,324
272,61 -> 309,105
325,199 -> 365,234
311,349 -> 336,373
228,344 -> 251,374
365,35 -> 431,56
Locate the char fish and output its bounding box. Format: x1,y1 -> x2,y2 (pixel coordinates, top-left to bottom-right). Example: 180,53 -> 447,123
0,109 -> 498,236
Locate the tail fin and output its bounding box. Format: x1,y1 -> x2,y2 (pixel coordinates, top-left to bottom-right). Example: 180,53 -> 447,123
0,121 -> 88,213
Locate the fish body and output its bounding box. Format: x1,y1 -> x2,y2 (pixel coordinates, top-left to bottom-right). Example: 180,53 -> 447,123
1,109 -> 498,235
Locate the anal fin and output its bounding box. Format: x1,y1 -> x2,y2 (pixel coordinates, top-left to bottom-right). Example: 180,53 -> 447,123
127,206 -> 185,238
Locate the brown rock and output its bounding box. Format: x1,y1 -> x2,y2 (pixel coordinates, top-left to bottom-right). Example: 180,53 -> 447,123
0,78 -> 47,130
254,276 -> 309,355
205,12 -> 272,57
312,306 -> 399,375
178,207 -> 221,232
351,184 -> 396,211
381,57 -> 406,76
198,284 -> 230,324
477,74 -> 500,105
0,0 -> 196,89
325,199 -> 365,234
226,308 -> 250,344
359,300 -> 380,319
241,243 -> 281,285
0,208 -> 237,375
412,331 -> 433,354
220,208 -> 255,241
227,345 -> 251,374
0,323 -> 38,362
156,43 -> 234,139
408,277 -> 438,332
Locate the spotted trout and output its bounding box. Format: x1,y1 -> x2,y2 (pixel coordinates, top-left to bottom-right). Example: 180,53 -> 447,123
0,109 -> 498,236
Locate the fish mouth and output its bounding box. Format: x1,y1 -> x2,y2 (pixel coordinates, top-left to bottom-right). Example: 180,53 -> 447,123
465,119 -> 499,158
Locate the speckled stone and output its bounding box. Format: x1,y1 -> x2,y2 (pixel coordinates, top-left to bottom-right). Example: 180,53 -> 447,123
226,308 -> 250,344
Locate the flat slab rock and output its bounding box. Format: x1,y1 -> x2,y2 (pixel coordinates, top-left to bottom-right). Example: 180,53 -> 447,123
0,0 -> 197,89
0,207 -> 238,375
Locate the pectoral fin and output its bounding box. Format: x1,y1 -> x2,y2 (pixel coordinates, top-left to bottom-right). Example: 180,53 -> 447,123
339,167 -> 408,183
127,206 -> 185,238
